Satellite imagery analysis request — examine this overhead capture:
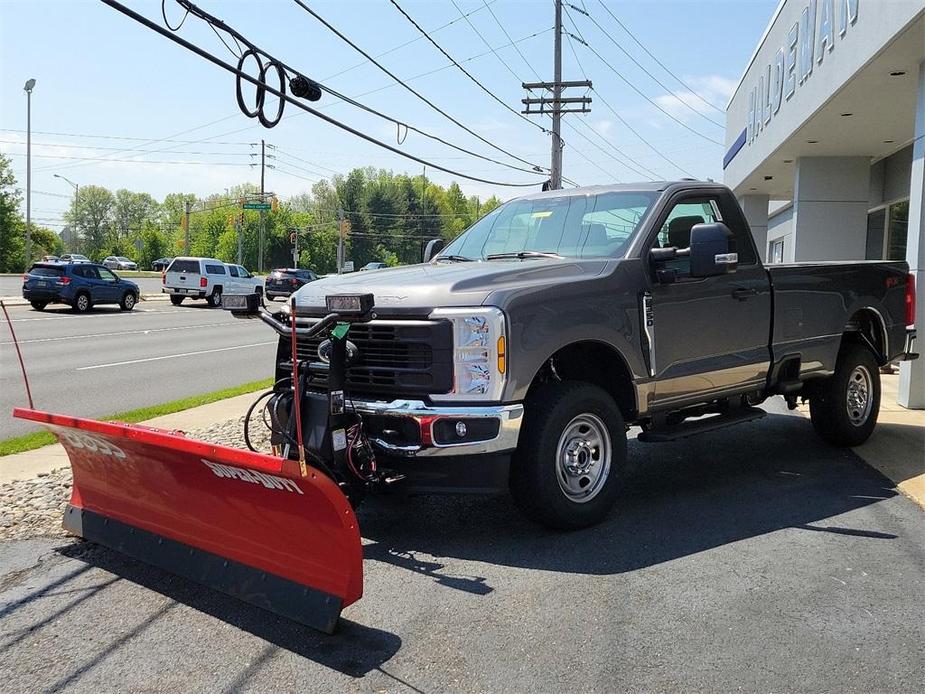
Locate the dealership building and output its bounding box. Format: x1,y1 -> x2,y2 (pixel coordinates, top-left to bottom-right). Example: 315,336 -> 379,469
724,0 -> 924,408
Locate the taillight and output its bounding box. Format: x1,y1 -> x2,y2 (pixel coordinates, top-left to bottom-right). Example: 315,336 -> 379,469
162,271 -> 166,285
22,273 -> 28,282
290,278 -> 298,286
200,277 -> 208,287
57,276 -> 71,286
906,273 -> 916,327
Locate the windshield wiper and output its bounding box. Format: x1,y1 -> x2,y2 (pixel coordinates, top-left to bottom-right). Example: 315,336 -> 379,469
434,254 -> 474,263
485,251 -> 563,260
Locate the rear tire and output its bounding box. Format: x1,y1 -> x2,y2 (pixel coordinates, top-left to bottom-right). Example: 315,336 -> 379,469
120,292 -> 137,311
510,381 -> 626,530
208,288 -> 222,307
809,342 -> 880,447
170,295 -> 184,306
30,301 -> 46,311
72,292 -> 91,313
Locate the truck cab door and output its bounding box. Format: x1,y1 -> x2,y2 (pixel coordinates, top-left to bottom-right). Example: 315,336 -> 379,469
644,193 -> 771,408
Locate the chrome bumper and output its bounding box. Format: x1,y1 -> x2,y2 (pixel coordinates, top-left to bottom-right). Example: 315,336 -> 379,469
349,398 -> 524,458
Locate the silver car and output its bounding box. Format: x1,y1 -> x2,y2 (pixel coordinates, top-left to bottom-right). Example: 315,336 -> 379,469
103,256 -> 138,271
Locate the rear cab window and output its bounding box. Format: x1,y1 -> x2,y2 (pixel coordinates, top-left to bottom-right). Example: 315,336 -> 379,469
168,259 -> 201,274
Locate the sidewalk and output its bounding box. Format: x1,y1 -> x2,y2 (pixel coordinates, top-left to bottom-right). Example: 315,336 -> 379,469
0,392 -> 257,484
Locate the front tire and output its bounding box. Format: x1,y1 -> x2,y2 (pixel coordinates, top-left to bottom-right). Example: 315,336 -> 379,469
208,288 -> 222,307
510,381 -> 627,530
120,292 -> 137,311
809,342 -> 880,447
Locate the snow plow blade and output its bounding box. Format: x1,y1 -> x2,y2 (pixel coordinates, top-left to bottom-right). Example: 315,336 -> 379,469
12,408 -> 363,634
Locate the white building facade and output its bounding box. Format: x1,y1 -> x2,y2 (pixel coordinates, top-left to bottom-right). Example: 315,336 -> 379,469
724,0 -> 925,408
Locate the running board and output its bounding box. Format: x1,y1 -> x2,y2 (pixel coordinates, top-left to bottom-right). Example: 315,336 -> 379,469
637,407 -> 766,443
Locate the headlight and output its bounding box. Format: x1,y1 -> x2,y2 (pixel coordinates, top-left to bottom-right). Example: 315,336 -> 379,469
430,307 -> 507,401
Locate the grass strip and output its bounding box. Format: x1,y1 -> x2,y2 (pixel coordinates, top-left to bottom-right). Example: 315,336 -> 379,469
0,377 -> 273,457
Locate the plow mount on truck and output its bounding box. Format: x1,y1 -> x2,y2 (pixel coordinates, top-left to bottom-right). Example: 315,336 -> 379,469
7,292 -> 390,634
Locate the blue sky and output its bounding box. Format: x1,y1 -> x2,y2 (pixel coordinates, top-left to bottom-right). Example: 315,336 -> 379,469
0,0 -> 778,230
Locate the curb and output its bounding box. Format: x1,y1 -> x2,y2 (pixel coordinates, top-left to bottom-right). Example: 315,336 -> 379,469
0,293 -> 169,307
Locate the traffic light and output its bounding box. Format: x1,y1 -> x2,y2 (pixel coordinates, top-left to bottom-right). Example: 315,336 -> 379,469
271,196 -> 279,213
289,232 -> 297,244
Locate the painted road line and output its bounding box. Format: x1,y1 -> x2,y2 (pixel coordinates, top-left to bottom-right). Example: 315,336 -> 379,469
0,321 -> 251,346
76,341 -> 277,371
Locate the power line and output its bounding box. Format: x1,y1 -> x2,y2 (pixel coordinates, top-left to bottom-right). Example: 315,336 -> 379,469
386,0 -> 547,133
291,0 -> 547,173
562,121 -> 654,181
7,151 -> 254,167
572,3 -> 724,129
480,0 -> 542,80
100,0 -> 543,188
0,128 -> 253,146
575,38 -> 723,147
0,139 -> 253,157
592,0 -> 725,116
449,0 -> 522,83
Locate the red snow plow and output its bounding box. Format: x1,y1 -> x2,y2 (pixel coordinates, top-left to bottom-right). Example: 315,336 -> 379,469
12,408 -> 363,634
7,292 -> 394,634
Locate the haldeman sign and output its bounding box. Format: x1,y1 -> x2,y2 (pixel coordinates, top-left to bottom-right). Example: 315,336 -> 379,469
746,0 -> 859,146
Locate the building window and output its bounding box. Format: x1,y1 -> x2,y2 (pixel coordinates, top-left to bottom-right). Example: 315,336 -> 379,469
769,238 -> 784,264
866,209 -> 886,260
887,200 -> 909,261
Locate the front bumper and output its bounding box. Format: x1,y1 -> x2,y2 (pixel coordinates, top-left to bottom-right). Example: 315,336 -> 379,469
349,398 -> 524,458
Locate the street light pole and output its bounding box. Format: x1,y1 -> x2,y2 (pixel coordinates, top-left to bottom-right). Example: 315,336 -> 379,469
24,78 -> 36,268
53,174 -> 79,250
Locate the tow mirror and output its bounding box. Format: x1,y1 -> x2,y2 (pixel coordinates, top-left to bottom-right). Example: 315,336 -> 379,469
423,238 -> 445,263
689,222 -> 737,277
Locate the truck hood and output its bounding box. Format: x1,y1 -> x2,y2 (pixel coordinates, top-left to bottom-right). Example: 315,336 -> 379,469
292,259 -> 612,313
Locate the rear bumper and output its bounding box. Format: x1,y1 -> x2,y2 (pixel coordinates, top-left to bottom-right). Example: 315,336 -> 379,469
349,398 -> 524,458
22,288 -> 69,303
163,287 -> 206,298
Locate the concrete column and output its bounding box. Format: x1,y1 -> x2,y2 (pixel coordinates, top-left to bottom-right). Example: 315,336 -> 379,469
791,157 -> 870,260
898,60 -> 925,409
738,194 -> 770,261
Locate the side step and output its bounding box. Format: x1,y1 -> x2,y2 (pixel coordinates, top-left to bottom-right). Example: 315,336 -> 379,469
637,407 -> 766,443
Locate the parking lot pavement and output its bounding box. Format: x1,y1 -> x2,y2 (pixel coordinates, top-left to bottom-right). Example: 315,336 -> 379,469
1,410 -> 922,693
0,302 -> 275,440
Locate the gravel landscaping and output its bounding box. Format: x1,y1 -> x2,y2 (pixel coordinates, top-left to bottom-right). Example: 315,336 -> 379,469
0,415 -> 271,541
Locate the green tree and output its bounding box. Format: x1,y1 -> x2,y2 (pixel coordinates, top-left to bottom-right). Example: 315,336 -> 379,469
0,154 -> 24,271
65,185 -> 115,260
30,226 -> 64,258
137,221 -> 168,269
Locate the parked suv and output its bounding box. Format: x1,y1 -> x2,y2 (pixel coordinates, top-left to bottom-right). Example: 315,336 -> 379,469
265,268 -> 317,300
103,256 -> 138,271
22,262 -> 139,313
163,257 -> 263,307
58,254 -> 91,264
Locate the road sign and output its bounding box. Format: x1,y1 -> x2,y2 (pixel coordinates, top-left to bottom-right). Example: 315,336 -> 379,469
243,202 -> 271,210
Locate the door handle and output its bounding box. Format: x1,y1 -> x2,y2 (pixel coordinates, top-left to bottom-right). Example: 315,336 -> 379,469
731,287 -> 757,301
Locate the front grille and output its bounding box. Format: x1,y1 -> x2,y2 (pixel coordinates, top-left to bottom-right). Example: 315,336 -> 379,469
278,319 -> 453,398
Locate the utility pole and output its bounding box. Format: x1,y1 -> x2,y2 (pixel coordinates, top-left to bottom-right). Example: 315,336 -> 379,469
337,207 -> 345,274
236,213 -> 243,265
420,166 -> 426,256
291,228 -> 299,267
184,200 -> 191,255
258,138 -> 266,273
521,0 -> 591,190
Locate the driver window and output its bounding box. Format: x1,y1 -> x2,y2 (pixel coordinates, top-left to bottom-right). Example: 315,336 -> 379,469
97,267 -> 117,282
651,198 -> 720,277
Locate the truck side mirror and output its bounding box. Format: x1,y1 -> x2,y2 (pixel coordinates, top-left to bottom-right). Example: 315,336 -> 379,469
689,222 -> 738,277
423,238 -> 445,263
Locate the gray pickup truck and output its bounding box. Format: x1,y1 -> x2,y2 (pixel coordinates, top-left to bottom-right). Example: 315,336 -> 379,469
271,181 -> 916,529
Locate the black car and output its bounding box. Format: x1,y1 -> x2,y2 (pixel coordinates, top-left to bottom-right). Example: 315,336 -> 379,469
152,257 -> 174,272
265,268 -> 317,300
22,262 -> 140,313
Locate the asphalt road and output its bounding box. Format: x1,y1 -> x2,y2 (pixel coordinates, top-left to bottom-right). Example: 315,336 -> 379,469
0,301 -> 277,440
1,407 -> 922,692
0,275 -> 167,298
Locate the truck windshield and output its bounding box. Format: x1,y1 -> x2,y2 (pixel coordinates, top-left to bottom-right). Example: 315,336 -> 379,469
437,191 -> 656,261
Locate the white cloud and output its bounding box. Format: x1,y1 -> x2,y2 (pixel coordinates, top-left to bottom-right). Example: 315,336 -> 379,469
652,74 -> 736,122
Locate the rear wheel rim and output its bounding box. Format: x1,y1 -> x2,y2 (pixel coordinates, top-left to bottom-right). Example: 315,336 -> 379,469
555,413 -> 612,503
846,365 -> 873,426
77,295 -> 88,311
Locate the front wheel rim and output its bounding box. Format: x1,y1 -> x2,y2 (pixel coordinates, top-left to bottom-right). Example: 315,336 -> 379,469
555,413 -> 612,503
846,365 -> 873,426
125,294 -> 135,308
